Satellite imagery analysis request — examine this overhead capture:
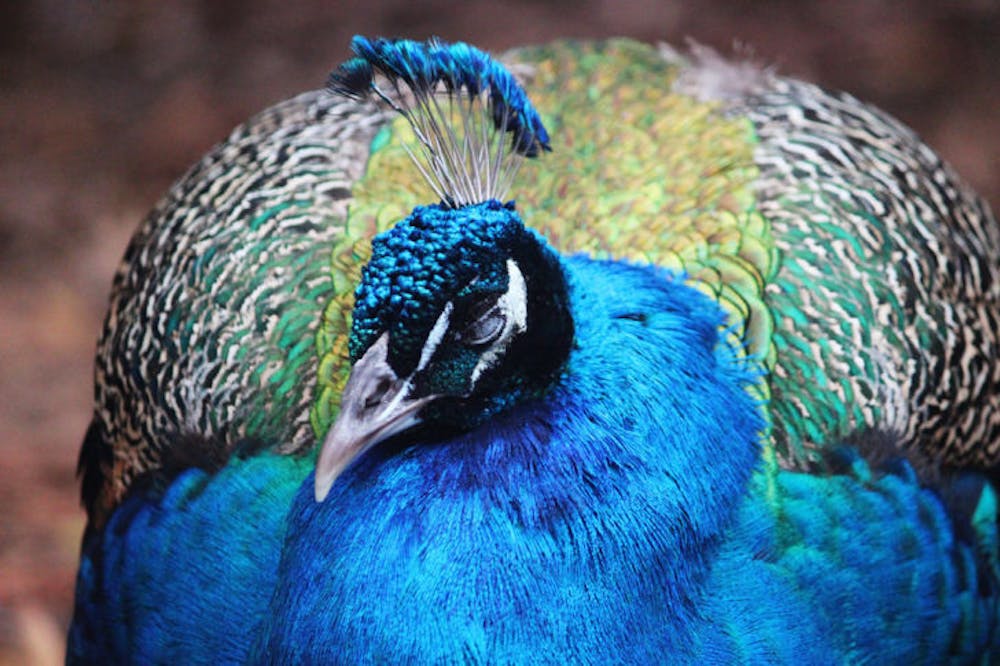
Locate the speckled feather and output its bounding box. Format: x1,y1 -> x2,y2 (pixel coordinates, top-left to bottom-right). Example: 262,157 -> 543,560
80,93 -> 388,523
315,39 -> 1000,474
748,77 -> 1000,465
82,38 -> 1000,524
70,37 -> 1000,663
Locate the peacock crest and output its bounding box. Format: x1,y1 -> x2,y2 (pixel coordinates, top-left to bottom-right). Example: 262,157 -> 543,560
328,36 -> 550,207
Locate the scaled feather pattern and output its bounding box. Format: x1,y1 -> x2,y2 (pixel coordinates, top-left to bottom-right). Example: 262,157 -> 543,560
68,35 -> 1000,664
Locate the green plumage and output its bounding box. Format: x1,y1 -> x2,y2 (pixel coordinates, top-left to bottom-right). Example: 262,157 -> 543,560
81,39 -> 999,526
314,39 -> 1000,477
70,36 -> 1000,662
82,94 -> 387,521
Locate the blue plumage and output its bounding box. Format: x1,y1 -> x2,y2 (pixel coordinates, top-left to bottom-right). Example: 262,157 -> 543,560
703,457 -> 999,662
261,257 -> 765,662
69,451 -> 311,662
68,35 -> 1000,663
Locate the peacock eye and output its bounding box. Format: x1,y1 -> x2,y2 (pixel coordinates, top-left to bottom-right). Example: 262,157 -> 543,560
459,300 -> 507,347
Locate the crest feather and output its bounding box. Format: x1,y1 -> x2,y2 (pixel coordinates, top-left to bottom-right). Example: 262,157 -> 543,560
329,36 -> 550,207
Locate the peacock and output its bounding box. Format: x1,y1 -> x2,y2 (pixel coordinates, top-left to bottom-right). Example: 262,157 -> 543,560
68,36 -> 1000,663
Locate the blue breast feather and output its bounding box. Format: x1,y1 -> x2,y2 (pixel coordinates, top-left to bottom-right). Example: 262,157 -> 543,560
69,255 -> 999,662
68,452 -> 312,663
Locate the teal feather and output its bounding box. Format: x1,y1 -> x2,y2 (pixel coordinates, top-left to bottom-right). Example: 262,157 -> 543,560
69,449 -> 311,661
69,36 -> 1000,663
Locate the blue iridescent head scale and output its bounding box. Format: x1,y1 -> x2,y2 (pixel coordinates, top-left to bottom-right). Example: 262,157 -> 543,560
316,36 -> 571,501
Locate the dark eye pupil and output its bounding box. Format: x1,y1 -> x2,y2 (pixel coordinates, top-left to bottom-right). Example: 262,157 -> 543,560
461,305 -> 506,346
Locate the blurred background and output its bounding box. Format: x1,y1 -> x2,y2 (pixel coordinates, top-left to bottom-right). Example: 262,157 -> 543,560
1,0 -> 998,662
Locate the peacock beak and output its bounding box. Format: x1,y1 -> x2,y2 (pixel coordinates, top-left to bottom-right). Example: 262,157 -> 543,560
314,333 -> 437,502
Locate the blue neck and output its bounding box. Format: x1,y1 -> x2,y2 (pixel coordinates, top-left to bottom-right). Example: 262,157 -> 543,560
259,257 -> 764,661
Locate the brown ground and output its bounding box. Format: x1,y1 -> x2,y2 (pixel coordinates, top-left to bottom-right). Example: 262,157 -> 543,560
2,1 -> 998,663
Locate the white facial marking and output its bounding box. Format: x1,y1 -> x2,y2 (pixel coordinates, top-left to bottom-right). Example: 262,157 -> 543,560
470,259 -> 528,387
416,301 -> 454,373
504,259 -> 529,331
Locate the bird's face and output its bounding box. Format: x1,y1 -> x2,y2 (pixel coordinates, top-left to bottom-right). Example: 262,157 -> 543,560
315,200 -> 573,500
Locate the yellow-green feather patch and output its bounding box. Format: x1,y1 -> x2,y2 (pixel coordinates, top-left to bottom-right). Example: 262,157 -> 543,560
312,39 -> 775,438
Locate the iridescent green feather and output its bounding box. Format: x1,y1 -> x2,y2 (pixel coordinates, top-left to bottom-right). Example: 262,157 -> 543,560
313,40 -> 777,445
82,35 -> 999,533
310,34 -> 1000,484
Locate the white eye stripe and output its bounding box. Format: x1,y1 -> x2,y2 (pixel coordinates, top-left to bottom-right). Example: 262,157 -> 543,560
504,259 -> 528,333
416,300 -> 453,373
470,259 -> 528,386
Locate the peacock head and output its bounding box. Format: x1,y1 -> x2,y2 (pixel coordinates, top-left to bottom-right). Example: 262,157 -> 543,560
315,36 -> 571,500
